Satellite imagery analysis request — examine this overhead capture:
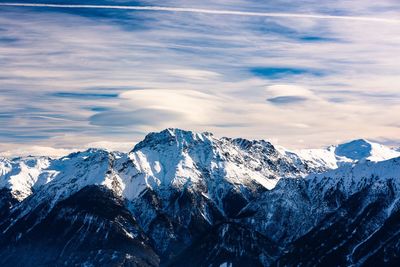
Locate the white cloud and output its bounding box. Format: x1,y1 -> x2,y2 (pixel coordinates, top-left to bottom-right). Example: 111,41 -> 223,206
165,69 -> 221,80
0,146 -> 77,158
2,3 -> 400,24
0,141 -> 135,158
119,89 -> 223,123
0,0 -> 400,152
265,84 -> 316,98
84,141 -> 134,152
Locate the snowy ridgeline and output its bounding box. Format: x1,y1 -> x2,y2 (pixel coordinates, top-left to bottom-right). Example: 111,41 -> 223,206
0,128 -> 399,203
1,129 -> 400,266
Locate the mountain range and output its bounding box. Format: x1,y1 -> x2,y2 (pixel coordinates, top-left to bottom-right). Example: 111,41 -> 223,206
1,128 -> 399,266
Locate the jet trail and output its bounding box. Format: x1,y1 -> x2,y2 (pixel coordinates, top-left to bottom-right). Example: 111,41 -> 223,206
1,3 -> 400,24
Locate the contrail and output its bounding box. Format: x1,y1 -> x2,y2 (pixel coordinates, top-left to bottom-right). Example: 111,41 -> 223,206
1,3 -> 400,24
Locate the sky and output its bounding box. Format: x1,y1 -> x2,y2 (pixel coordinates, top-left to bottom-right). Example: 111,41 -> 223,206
0,0 -> 400,156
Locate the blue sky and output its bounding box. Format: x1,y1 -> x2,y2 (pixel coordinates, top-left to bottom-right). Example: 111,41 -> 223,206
0,0 -> 400,155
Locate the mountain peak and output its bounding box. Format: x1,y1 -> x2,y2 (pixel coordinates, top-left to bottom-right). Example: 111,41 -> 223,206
334,138 -> 400,162
132,128 -> 213,152
296,138 -> 400,170
335,139 -> 372,160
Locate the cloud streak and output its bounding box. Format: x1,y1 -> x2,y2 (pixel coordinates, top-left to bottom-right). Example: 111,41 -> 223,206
0,0 -> 400,153
1,3 -> 400,24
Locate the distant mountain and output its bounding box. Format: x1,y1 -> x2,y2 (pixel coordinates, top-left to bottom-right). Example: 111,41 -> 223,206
295,138 -> 400,169
1,129 -> 399,266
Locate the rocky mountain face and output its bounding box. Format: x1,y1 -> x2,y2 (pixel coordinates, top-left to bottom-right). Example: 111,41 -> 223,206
0,128 -> 399,266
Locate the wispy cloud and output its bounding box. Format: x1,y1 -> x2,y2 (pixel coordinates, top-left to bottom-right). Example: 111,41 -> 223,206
0,0 -> 400,154
1,3 -> 400,23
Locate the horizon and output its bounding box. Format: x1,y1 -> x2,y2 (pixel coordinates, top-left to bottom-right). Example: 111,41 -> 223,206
0,127 -> 398,158
1,1 -> 400,155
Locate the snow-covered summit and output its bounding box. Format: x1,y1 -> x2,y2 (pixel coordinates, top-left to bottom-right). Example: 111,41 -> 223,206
296,138 -> 400,169
0,156 -> 51,201
126,128 -> 312,208
0,129 -> 312,205
1,129 -> 399,206
132,128 -> 213,152
334,139 -> 373,160
335,139 -> 399,161
2,129 -> 400,267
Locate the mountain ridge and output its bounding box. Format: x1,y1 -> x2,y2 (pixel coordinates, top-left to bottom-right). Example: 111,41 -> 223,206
0,128 -> 399,266
2,128 -> 398,203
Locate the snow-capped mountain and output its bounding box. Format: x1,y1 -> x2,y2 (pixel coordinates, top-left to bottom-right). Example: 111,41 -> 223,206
295,138 -> 400,169
0,128 -> 399,266
0,156 -> 51,201
0,129 -> 314,205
